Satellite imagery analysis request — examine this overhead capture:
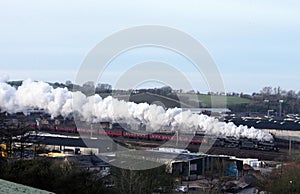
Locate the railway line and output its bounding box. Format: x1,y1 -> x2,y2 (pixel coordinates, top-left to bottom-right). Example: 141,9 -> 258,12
33,123 -> 279,151
110,136 -> 289,161
30,124 -> 291,161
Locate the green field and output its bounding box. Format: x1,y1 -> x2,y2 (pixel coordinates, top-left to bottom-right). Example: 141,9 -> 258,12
113,92 -> 252,108
178,93 -> 252,107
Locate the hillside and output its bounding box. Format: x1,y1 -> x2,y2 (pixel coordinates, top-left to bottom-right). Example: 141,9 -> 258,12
5,80 -> 264,112
125,92 -> 252,109
178,93 -> 252,108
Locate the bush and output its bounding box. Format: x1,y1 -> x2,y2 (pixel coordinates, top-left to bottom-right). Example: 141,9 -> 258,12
259,164 -> 300,193
0,158 -> 105,194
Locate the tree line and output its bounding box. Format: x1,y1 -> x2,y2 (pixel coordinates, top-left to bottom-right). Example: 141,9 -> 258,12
229,86 -> 300,114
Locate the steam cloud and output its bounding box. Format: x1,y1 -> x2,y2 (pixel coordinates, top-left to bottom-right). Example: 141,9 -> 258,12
0,79 -> 273,141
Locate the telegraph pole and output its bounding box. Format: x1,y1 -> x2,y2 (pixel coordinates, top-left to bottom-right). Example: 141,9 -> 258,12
289,136 -> 292,156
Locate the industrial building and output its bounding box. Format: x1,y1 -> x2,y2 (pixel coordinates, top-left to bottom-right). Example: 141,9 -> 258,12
115,148 -> 244,181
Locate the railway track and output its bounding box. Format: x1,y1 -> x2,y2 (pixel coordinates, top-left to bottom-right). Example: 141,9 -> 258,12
112,136 -> 290,161
37,129 -> 291,161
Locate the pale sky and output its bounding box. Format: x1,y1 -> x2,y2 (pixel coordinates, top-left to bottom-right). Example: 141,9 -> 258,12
0,0 -> 299,93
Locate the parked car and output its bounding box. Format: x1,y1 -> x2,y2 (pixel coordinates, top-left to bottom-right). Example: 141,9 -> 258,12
175,185 -> 188,193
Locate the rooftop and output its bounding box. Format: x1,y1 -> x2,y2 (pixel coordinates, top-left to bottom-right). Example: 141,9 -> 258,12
0,179 -> 53,194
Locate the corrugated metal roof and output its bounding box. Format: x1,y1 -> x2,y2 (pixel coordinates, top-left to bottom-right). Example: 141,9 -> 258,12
0,179 -> 53,194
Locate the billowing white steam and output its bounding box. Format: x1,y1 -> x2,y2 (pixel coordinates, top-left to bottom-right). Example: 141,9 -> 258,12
0,79 -> 273,141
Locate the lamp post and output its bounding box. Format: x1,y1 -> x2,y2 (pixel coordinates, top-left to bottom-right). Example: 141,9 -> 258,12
279,100 -> 284,117
264,100 -> 270,116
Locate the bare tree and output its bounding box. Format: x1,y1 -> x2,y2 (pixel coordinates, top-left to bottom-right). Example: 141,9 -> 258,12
110,165 -> 175,194
260,86 -> 273,97
0,114 -> 32,159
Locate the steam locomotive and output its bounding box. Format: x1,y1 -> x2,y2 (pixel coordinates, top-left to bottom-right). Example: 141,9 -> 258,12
32,122 -> 279,152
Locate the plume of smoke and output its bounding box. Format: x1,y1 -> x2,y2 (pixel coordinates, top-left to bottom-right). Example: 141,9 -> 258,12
0,75 -> 9,83
0,79 -> 273,141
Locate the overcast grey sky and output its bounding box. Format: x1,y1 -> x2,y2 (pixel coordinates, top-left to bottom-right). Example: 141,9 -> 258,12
0,0 -> 299,93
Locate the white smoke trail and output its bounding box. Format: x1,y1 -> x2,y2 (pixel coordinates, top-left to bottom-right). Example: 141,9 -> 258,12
0,79 -> 273,141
